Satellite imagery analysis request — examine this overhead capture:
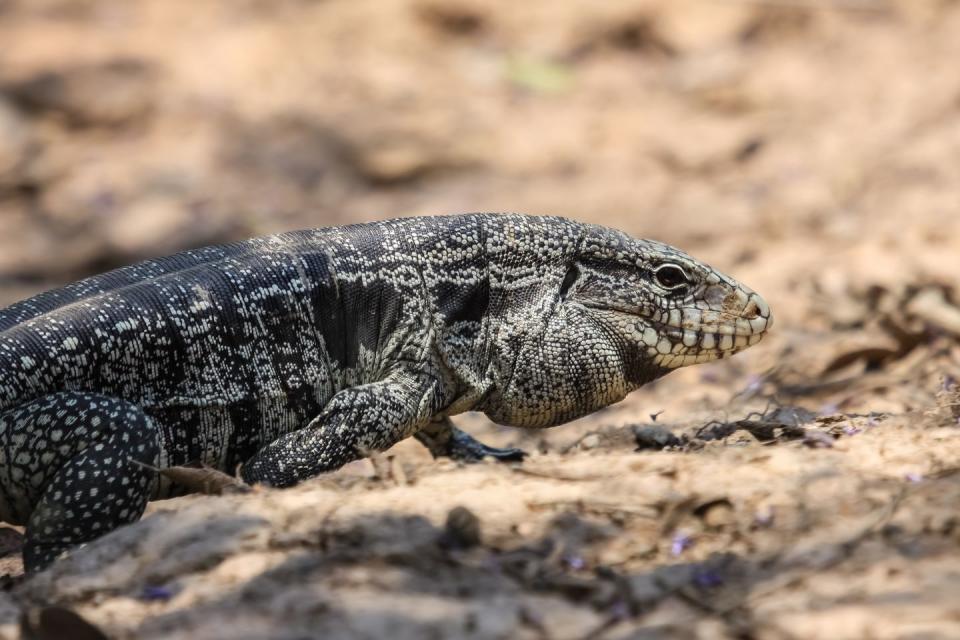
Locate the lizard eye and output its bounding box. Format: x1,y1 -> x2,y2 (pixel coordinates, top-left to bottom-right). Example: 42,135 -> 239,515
559,263 -> 580,299
654,264 -> 690,291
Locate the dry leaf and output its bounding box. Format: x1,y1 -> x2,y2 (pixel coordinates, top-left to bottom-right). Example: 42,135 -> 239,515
156,465 -> 251,496
907,287 -> 960,336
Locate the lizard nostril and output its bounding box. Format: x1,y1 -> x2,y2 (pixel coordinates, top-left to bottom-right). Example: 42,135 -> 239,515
742,298 -> 760,320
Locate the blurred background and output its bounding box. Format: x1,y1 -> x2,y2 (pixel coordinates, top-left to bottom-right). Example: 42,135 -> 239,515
1,0 -> 958,308
4,3 -> 960,637
3,0 -> 959,420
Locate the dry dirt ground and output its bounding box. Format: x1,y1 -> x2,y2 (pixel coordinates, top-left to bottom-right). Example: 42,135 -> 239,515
1,1 -> 960,638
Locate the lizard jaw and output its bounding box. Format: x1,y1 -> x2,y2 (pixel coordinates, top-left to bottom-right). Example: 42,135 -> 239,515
638,291 -> 773,369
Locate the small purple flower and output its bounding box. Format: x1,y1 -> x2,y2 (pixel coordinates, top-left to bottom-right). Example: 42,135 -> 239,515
866,416 -> 880,428
140,585 -> 176,601
905,472 -> 924,483
563,554 -> 585,571
670,532 -> 694,557
743,375 -> 763,395
943,375 -> 957,391
693,567 -> 724,588
700,368 -> 720,384
753,507 -> 775,528
608,599 -> 630,620
843,426 -> 862,436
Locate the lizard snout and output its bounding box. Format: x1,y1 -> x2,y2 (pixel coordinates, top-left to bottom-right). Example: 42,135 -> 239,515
647,282 -> 772,369
739,292 -> 773,336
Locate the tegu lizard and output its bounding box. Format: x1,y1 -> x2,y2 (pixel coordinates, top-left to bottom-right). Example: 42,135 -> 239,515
0,214 -> 772,570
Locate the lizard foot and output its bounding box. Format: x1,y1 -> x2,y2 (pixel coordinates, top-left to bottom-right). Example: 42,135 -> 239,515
416,419 -> 527,463
448,429 -> 528,463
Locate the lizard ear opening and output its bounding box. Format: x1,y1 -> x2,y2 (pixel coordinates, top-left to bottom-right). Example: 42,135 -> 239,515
559,263 -> 580,300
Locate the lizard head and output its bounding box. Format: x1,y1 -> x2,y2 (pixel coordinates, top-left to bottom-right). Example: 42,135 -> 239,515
482,219 -> 772,428
563,233 -> 773,370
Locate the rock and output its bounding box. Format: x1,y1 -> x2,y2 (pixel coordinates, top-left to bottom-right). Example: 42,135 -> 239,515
439,506 -> 481,549
625,573 -> 666,610
653,563 -> 697,592
633,425 -> 683,451
579,433 -> 601,450
702,502 -> 736,529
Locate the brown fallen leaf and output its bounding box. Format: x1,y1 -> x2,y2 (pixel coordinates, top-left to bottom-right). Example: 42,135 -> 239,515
132,460 -> 251,495
819,327 -> 903,375
907,287 -> 960,337
697,419 -> 806,443
161,465 -> 251,495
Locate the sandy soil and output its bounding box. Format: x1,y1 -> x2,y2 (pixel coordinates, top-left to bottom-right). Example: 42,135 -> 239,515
1,0 -> 960,638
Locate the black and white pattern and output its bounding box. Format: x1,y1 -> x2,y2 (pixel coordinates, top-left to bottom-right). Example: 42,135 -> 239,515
0,213 -> 771,570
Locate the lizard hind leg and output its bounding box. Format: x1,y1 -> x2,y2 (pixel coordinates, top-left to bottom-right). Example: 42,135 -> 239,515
0,392 -> 161,572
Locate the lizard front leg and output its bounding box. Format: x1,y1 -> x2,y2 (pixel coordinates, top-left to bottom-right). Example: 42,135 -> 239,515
415,417 -> 527,463
241,370 -> 442,488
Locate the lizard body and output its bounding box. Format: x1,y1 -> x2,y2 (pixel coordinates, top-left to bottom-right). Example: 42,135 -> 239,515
0,214 -> 771,570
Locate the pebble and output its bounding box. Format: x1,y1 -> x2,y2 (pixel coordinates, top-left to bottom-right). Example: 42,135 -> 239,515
634,425 -> 682,451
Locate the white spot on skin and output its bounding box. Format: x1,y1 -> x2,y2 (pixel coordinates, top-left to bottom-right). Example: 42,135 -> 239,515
114,319 -> 137,332
62,337 -> 79,350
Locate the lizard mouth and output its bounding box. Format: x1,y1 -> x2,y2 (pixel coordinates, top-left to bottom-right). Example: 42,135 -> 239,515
640,319 -> 767,367
634,294 -> 773,368
584,290 -> 772,368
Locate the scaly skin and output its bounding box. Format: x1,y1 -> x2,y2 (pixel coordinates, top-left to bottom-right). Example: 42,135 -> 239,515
0,214 -> 771,570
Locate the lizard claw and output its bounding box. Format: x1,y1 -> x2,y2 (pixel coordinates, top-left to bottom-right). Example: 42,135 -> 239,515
447,430 -> 527,464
